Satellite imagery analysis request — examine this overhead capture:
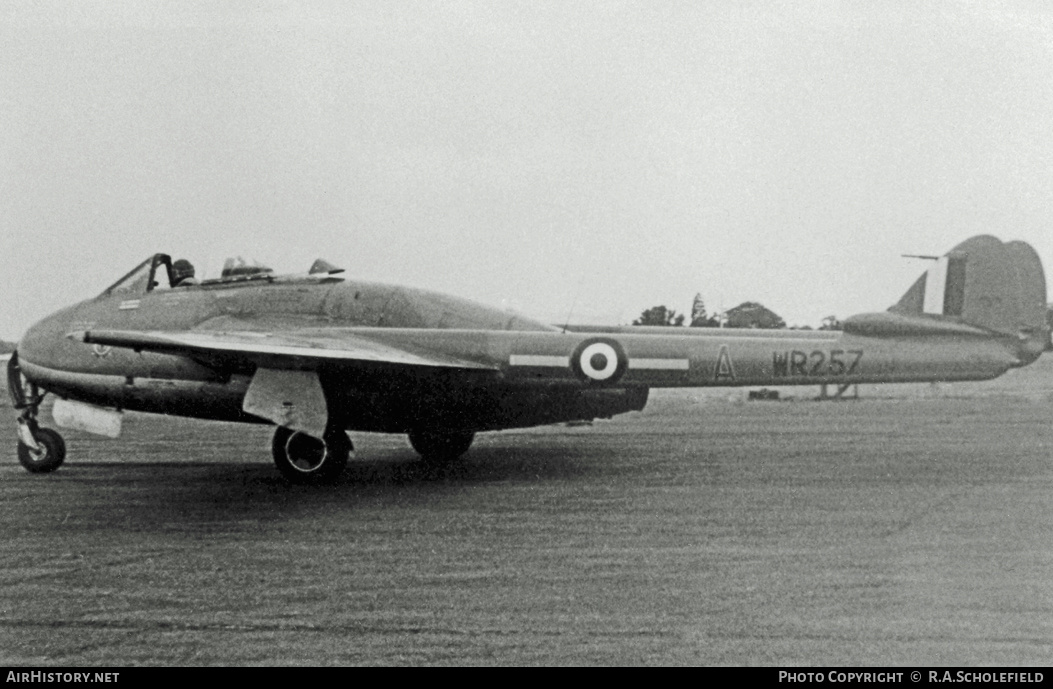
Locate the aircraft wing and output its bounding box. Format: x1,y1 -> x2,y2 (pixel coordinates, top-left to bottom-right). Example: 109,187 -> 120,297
71,327 -> 499,438
72,328 -> 498,371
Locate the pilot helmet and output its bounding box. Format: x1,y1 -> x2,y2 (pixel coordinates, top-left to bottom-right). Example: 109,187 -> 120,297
172,259 -> 195,280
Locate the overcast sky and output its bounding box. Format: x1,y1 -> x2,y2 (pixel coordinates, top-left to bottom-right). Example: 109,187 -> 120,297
1,1 -> 1050,340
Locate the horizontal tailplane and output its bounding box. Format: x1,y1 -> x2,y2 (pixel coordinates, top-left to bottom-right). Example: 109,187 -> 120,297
880,235 -> 1048,363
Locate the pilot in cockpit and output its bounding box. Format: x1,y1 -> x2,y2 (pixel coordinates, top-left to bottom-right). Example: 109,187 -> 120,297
171,259 -> 199,287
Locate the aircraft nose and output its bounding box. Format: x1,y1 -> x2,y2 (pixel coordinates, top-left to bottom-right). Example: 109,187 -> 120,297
17,317 -> 52,367
16,304 -> 80,370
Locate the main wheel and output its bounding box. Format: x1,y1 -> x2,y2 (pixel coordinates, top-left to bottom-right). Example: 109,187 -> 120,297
17,427 -> 67,474
408,429 -> 474,464
272,427 -> 351,484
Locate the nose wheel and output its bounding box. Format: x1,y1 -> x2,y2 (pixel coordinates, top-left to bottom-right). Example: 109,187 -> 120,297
17,425 -> 66,473
8,352 -> 67,474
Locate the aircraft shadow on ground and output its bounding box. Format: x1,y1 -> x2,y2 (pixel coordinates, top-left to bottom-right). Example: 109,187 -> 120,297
44,444 -> 600,530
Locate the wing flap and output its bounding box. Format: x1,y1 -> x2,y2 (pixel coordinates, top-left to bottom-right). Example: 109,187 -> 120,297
72,328 -> 498,371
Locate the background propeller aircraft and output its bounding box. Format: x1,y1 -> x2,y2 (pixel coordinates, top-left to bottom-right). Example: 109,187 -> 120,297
7,235 -> 1048,483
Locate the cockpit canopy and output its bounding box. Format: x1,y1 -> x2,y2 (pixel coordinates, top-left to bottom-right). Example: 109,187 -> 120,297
220,256 -> 274,279
100,254 -> 345,297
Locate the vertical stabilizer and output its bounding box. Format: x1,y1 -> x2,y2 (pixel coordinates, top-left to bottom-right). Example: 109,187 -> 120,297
890,235 -> 1048,360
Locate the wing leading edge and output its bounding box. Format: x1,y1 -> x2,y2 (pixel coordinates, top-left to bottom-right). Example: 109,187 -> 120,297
71,328 -> 498,371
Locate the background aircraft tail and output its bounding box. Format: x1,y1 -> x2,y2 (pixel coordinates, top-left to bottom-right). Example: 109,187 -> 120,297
889,235 -> 1049,360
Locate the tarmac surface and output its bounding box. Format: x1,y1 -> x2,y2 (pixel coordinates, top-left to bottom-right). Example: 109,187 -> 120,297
1,357 -> 1051,665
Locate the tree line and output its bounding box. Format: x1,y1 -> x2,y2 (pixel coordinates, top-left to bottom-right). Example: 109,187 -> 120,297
635,299 -> 1053,343
632,294 -> 843,330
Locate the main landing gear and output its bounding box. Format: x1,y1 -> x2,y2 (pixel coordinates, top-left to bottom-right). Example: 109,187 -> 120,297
271,426 -> 352,484
271,426 -> 474,481
7,353 -> 67,474
408,429 -> 475,465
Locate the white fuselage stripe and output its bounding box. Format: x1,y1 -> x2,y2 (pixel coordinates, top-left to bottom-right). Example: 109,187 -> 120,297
629,358 -> 690,370
509,355 -> 570,367
509,355 -> 689,370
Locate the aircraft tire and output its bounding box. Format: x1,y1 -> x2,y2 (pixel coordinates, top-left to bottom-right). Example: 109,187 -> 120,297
408,429 -> 474,464
17,427 -> 66,474
272,426 -> 350,484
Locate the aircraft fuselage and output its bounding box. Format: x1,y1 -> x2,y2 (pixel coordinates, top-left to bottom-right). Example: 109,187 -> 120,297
16,273 -> 1029,434
9,236 -> 1047,481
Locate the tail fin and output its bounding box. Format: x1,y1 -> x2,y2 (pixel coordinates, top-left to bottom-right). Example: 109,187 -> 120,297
890,235 -> 1049,360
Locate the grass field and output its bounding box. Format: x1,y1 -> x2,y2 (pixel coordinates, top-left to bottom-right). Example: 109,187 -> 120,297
1,356 -> 1051,665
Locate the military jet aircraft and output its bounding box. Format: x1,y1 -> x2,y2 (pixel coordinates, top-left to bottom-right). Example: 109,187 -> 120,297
8,235 -> 1048,483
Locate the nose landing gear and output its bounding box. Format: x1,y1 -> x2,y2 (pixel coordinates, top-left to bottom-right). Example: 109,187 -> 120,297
16,425 -> 66,473
8,352 -> 67,473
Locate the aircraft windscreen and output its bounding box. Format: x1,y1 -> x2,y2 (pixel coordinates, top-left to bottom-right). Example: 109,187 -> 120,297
101,258 -> 155,296
100,255 -> 173,296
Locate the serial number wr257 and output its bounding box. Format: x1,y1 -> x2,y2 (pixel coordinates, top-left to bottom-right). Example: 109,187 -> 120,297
773,349 -> 863,377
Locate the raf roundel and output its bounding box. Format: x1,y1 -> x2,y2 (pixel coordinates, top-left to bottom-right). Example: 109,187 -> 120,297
571,338 -> 628,384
